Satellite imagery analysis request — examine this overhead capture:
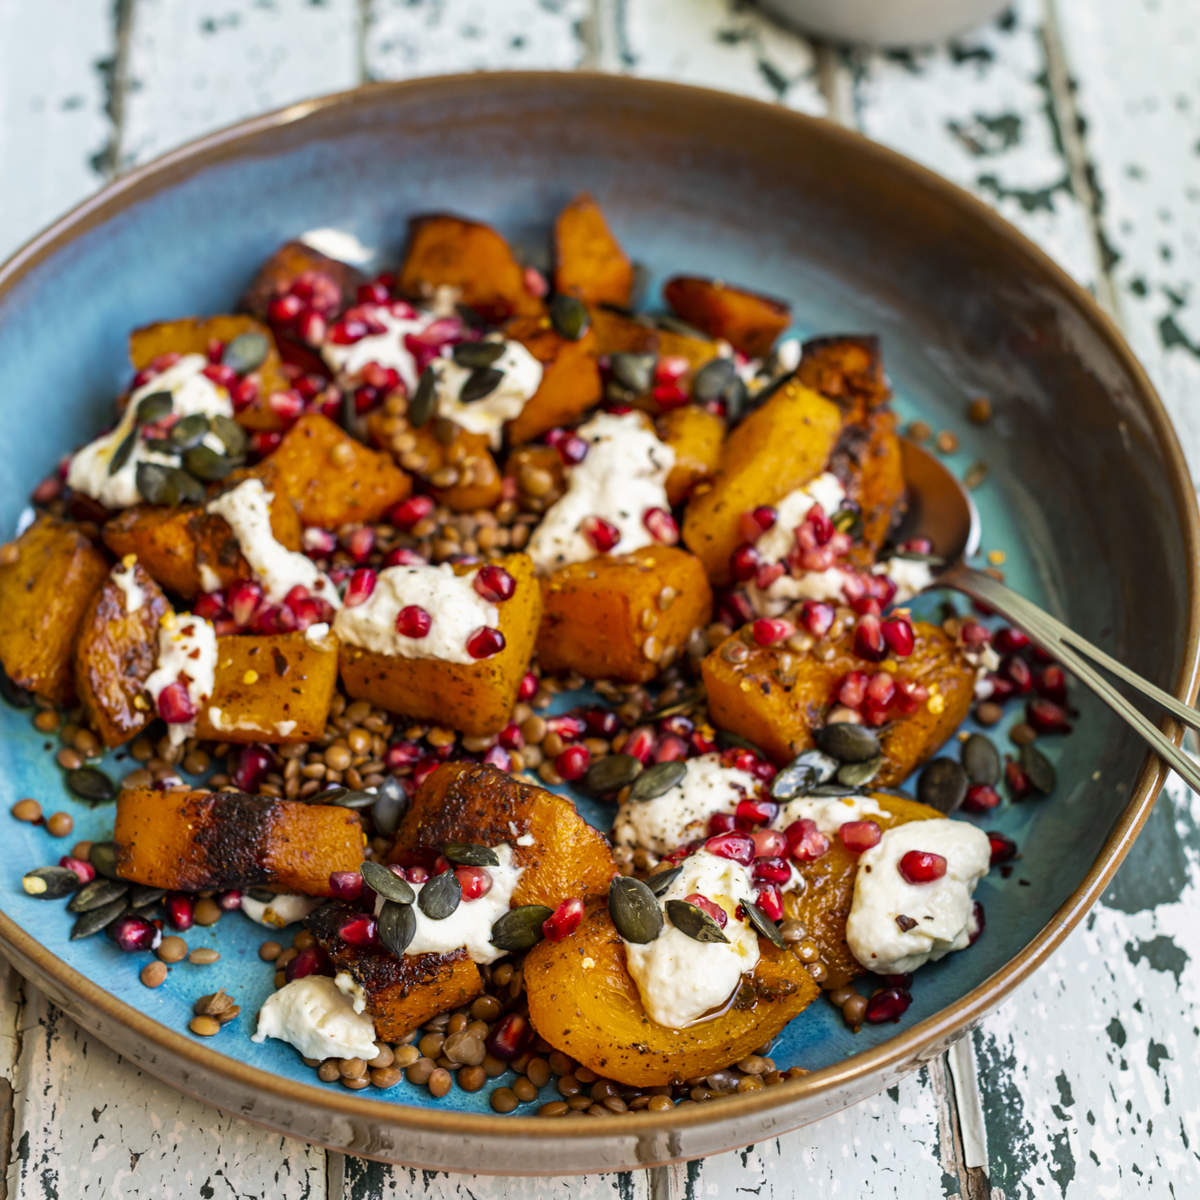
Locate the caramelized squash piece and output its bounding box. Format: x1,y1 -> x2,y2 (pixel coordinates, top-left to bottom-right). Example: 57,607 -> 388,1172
306,902 -> 483,1040
128,314 -> 292,433
682,381 -> 842,585
659,405 -> 725,505
194,629 -> 339,743
387,762 -> 616,906
74,562 -> 171,747
398,214 -> 541,322
114,787 -> 365,894
240,239 -> 364,322
0,516 -> 108,705
537,546 -> 712,683
524,901 -> 819,1086
553,193 -> 634,308
663,275 -> 790,358
338,554 -> 542,736
701,621 -> 974,781
796,335 -> 890,424
251,412 -> 410,527
503,316 -> 602,444
839,408 -> 905,562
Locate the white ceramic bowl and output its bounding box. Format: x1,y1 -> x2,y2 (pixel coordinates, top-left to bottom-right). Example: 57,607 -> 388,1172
757,0 -> 1010,46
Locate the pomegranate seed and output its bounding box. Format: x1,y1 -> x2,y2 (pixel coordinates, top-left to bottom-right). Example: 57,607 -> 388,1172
518,672 -> 539,701
994,627 -> 1030,655
543,897 -> 585,942
474,563 -> 515,602
865,987 -> 912,1023
555,744 -> 591,781
799,600 -> 835,637
587,708 -> 622,737
487,1013 -> 530,1061
483,745 -> 512,771
730,543 -> 761,582
232,745 -> 274,792
250,431 -> 283,456
987,674 -> 1016,702
969,900 -> 986,945
898,850 -> 948,883
708,812 -> 738,836
357,281 -> 391,305
386,548 -> 426,569
253,603 -> 297,635
456,866 -> 493,900
345,526 -> 375,563
337,915 -> 377,946
202,363 -> 238,390
851,595 -> 882,617
390,495 -> 434,529
854,614 -> 887,662
960,619 -> 991,647
405,866 -> 431,885
228,579 -> 264,626
881,615 -> 915,657
751,829 -> 788,858
217,889 -> 243,912
682,893 -> 729,928
286,945 -> 331,981
962,784 -> 1001,813
230,377 -> 260,413
1005,759 -> 1033,799
268,294 -> 304,324
866,672 -> 896,708
385,741 -> 420,771
735,796 -> 779,826
581,515 -> 621,554
1035,664 -> 1068,704
165,893 -> 194,930
643,507 -> 679,544
327,870 -> 363,902
156,680 -> 196,724
395,605 -> 432,638
1000,655 -> 1033,693
108,913 -> 160,953
752,618 -> 793,647
893,678 -> 929,714
624,726 -> 656,763
523,266 -> 549,298
193,591 -> 226,620
498,722 -> 524,750
704,832 -> 756,865
754,561 -> 786,591
839,821 -> 883,854
1026,698 -> 1072,734
302,527 -> 337,557
785,819 -> 830,862
655,355 -> 689,382
466,626 -> 506,659
653,734 -> 689,763
754,883 -> 785,922
547,714 -> 587,742
343,568 -> 378,608
59,856 -> 95,884
555,433 -> 589,465
752,856 -> 792,884
987,831 -> 1018,865
836,671 -> 869,709
738,505 -> 778,543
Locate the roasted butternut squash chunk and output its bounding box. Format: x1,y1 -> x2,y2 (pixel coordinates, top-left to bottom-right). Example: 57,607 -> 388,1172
796,335 -> 890,423
663,275 -> 790,358
114,787 -> 365,894
785,792 -> 941,988
503,315 -> 602,444
128,314 -> 292,433
537,546 -> 712,683
682,381 -> 843,584
398,214 -> 541,322
101,467 -> 302,599
659,405 -> 724,505
553,193 -> 634,308
0,516 -> 109,705
524,901 -> 819,1086
194,629 -> 339,743
701,621 -> 974,781
589,309 -> 720,389
251,412 -> 410,527
240,239 -> 364,323
839,408 -> 905,561
306,901 -> 483,1040
337,554 -> 542,736
387,762 -> 616,906
74,561 -> 171,747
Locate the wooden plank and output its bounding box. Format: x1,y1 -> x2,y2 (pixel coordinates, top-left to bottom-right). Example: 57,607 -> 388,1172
342,1158 -> 649,1200
5,985 -> 327,1199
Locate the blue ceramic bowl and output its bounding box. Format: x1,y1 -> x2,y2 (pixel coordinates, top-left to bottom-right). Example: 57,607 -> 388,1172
0,75 -> 1195,1173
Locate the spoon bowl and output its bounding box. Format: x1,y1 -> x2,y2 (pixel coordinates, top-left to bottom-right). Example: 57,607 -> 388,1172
896,438 -> 979,562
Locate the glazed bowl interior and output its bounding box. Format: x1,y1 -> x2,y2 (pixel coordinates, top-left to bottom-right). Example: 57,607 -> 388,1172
0,75 -> 1193,1173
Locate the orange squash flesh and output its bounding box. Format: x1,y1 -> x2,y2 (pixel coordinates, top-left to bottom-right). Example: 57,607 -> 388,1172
503,316 -> 602,444
796,335 -> 891,424
240,239 -> 364,324
663,275 -> 790,358
553,193 -> 634,308
659,405 -> 725,506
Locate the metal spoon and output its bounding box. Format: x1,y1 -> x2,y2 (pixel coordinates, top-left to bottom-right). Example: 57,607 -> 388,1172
898,438 -> 1200,793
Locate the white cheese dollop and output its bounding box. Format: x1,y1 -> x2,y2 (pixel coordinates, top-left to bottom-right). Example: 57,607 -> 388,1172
240,893 -> 322,929
143,612 -> 217,747
845,818 -> 991,976
111,558 -> 145,614
332,561 -> 498,664
429,341 -> 543,448
877,555 -> 936,605
67,355 -> 233,510
774,793 -> 888,838
613,753 -> 761,858
251,975 -> 378,1061
321,305 -> 430,392
623,850 -> 761,1029
526,411 -> 675,573
206,479 -> 340,607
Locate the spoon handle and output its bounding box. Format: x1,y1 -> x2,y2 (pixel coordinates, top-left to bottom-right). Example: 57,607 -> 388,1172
941,563 -> 1200,795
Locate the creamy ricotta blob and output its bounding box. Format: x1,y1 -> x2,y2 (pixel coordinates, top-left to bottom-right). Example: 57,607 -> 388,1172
67,354 -> 233,510
332,562 -> 498,664
111,556 -> 145,614
321,304 -> 437,392
251,975 -> 378,1060
877,555 -> 936,605
774,793 -> 888,838
623,850 -> 761,1028
428,340 -> 543,448
526,411 -> 675,573
845,818 -> 991,975
143,612 -> 217,747
240,893 -> 321,929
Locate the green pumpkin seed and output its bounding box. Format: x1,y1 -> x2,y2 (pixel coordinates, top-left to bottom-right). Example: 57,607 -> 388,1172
608,876 -> 663,944
130,885 -> 166,908
644,688 -> 703,722
743,899 -> 786,949
444,843 -> 500,867
135,462 -> 171,505
549,294 -> 590,341
246,888 -> 276,903
107,429 -> 138,476
459,367 -> 504,404
808,781 -> 865,798
0,670 -> 33,708
134,391 -> 173,425
814,723 -> 881,764
628,760 -> 686,803
142,437 -> 178,454
691,357 -> 737,404
183,445 -> 232,482
88,841 -> 121,880
361,860 -> 416,905
582,753 -> 642,796
66,766 -> 115,803
716,729 -> 766,757
378,899 -> 416,957
222,332 -> 270,375
837,755 -> 883,788
417,870 -> 461,920
655,314 -> 708,340
310,785 -> 348,805
665,899 -> 729,944
609,352 -> 656,394
67,877 -> 129,913
210,414 -> 247,458
1019,743 -> 1056,795
371,778 -> 407,837
890,549 -> 945,566
832,505 -> 863,539
409,367 -> 438,428
962,733 -> 1001,786
722,376 -> 749,423
916,757 -> 968,813
770,750 -> 838,800
644,866 -> 682,897
452,340 -> 506,369
70,896 -> 128,939
22,866 -> 82,899
490,904 -> 553,952
326,788 -> 376,810
169,413 -> 211,449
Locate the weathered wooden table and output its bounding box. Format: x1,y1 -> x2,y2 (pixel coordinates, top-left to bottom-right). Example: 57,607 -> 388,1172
1,1 -> 1197,1195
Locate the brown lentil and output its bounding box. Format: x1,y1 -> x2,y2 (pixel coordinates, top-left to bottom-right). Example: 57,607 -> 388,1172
418,1032 -> 445,1059
56,748 -> 83,771
567,1095 -> 592,1111
157,936 -> 188,963
443,1030 -> 485,1066
557,1074 -> 581,1098
843,994 -> 868,1026
906,419 -> 933,442
525,1056 -> 551,1088
33,710 -> 60,733
193,897 -> 221,926
392,1044 -> 420,1069
975,700 -> 1004,726
647,1095 -> 674,1112
71,840 -> 93,861
293,928 -> 315,950
490,1087 -> 519,1114
140,961 -> 168,988
482,1053 -> 507,1078
512,1076 -> 538,1103
458,1065 -> 487,1092
275,947 -> 298,969
342,1077 -> 370,1091
339,1057 -> 368,1080
371,1043 -> 394,1068
426,1067 -> 452,1098
73,729 -> 101,759
45,811 -> 73,837
259,940 -> 282,962
967,396 -> 993,424
538,1100 -> 569,1118
371,1066 -> 404,1089
935,430 -> 959,454
188,1015 -> 220,1037
317,1061 -> 341,1083
11,798 -> 41,823
1009,722 -> 1038,746
406,1057 -> 436,1086
188,947 -> 220,965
